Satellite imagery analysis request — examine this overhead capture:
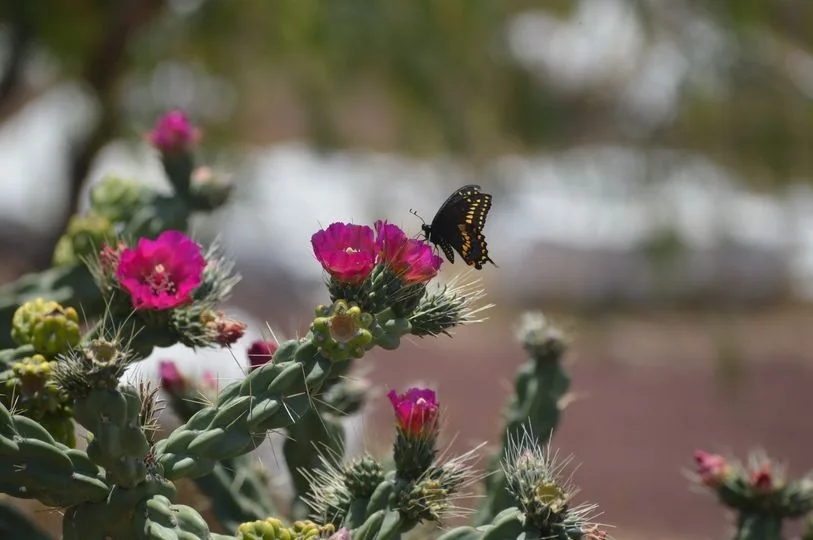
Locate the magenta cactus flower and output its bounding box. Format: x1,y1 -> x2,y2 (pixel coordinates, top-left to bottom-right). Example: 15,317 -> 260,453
311,222 -> 377,284
694,450 -> 730,487
147,110 -> 200,154
159,360 -> 185,393
375,220 -> 442,283
387,387 -> 439,438
116,230 -> 206,310
247,339 -> 278,369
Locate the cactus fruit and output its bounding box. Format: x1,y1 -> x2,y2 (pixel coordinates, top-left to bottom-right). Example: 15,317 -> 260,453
311,301 -> 374,362
11,298 -> 81,356
0,353 -> 75,446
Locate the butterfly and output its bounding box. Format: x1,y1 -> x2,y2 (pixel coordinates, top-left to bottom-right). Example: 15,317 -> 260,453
417,184 -> 496,270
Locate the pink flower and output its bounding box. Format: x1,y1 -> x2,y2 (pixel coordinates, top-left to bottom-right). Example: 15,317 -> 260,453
311,223 -> 377,284
750,462 -> 774,494
387,387 -> 439,438
147,110 -> 200,154
694,450 -> 730,487
247,339 -> 278,370
116,230 -> 206,310
374,220 -> 442,283
159,361 -> 185,393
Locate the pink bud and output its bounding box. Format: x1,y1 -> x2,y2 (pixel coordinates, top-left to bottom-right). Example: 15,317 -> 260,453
247,340 -> 278,370
147,110 -> 200,154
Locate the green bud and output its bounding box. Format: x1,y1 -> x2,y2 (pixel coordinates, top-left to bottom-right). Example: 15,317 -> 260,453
52,213 -> 117,268
516,311 -> 568,362
11,298 -> 81,356
52,235 -> 78,267
89,175 -> 146,223
236,517 -> 290,540
292,520 -> 336,539
0,354 -> 75,447
344,455 -> 385,499
401,477 -> 449,522
188,166 -> 234,210
311,300 -> 374,362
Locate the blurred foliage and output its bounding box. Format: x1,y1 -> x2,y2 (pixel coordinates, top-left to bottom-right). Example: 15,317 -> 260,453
1,0 -> 813,188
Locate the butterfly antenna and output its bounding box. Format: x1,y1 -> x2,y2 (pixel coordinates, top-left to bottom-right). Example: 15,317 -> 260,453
409,208 -> 426,226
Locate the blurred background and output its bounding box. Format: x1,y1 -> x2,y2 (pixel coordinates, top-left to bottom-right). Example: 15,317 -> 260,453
2,1 -> 813,538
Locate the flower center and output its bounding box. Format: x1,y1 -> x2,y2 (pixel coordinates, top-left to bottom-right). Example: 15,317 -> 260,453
145,263 -> 177,295
344,246 -> 360,254
328,312 -> 357,343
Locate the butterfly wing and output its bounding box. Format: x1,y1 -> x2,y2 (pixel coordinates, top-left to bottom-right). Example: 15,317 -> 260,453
454,192 -> 495,269
429,185 -> 496,269
428,185 -> 481,264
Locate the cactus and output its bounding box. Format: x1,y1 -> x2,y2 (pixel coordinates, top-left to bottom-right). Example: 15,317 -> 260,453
159,361 -> 280,532
0,352 -> 75,447
692,450 -> 813,540
441,426 -> 607,540
0,116 -> 232,351
52,213 -> 117,268
0,112 -> 641,539
474,311 -> 571,525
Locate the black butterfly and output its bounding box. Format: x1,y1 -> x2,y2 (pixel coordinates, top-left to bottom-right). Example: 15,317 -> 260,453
418,184 -> 496,270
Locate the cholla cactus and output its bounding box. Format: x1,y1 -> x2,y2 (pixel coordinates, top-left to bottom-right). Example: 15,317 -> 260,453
0,208 -> 491,538
85,230 -> 243,358
0,111 -> 231,351
0,353 -> 74,446
475,310 -> 572,525
158,360 -> 279,532
0,113 -> 595,540
440,426 -> 608,540
692,449 -> 813,540
301,386 -> 481,538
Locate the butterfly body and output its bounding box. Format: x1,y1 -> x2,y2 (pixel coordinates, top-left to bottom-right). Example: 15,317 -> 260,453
421,184 -> 496,270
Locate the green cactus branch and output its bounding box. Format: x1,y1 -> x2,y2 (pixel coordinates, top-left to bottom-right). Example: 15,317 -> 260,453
285,408 -> 345,521
474,312 -> 571,526
0,399 -> 108,508
193,456 -> 278,533
73,386 -> 151,488
284,351 -> 354,521
154,338 -> 340,480
163,373 -> 280,532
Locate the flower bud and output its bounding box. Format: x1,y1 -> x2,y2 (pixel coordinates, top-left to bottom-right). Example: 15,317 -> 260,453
247,339 -> 278,370
89,175 -> 146,223
147,110 -> 200,154
11,298 -> 81,356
